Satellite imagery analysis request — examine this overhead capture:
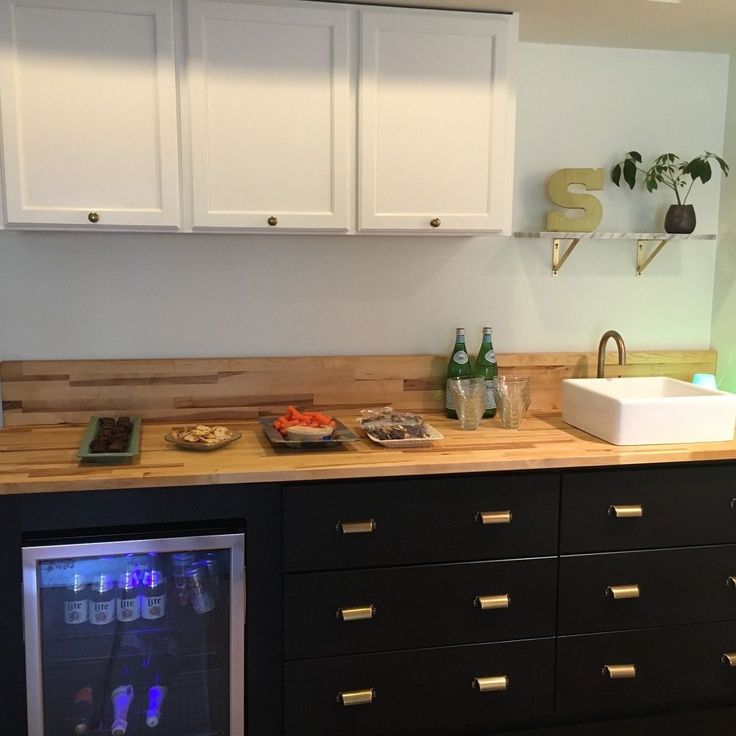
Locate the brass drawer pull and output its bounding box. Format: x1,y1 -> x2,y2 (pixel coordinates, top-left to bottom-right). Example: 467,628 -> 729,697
608,504 -> 643,518
267,215 -> 278,226
723,653 -> 736,667
727,576 -> 736,588
430,217 -> 441,228
337,520 -> 376,534
473,675 -> 508,692
338,688 -> 375,706
476,510 -> 512,525
88,211 -> 99,223
606,584 -> 640,600
337,605 -> 376,622
602,664 -> 636,679
474,594 -> 510,610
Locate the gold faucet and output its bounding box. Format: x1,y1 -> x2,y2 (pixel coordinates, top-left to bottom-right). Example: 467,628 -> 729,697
597,330 -> 627,378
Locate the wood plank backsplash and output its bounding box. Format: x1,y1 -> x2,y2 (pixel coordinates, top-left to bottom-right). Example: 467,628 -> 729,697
0,351 -> 717,426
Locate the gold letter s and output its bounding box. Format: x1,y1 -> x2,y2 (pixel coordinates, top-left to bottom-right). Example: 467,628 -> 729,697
546,168 -> 604,232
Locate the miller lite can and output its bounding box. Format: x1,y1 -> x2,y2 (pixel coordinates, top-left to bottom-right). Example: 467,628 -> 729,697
141,568 -> 167,620
116,568 -> 141,622
64,571 -> 89,625
89,572 -> 116,626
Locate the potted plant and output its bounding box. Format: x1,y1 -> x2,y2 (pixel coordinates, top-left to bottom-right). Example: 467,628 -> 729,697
611,151 -> 729,233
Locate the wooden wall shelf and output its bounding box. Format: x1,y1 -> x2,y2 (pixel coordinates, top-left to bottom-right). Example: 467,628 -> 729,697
514,232 -> 717,276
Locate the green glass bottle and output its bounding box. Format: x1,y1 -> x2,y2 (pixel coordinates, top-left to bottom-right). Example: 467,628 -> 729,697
445,327 -> 472,418
475,326 -> 498,418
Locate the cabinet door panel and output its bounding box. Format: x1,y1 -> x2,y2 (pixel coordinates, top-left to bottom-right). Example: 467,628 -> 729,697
561,465 -> 736,553
0,0 -> 180,228
559,545 -> 736,635
285,557 -> 557,659
557,623 -> 736,717
188,1 -> 351,230
285,638 -> 555,736
359,8 -> 517,233
283,473 -> 559,571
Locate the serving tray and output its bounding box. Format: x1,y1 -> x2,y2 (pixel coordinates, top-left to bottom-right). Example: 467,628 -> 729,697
259,417 -> 359,449
77,416 -> 141,463
362,422 -> 444,448
165,428 -> 242,451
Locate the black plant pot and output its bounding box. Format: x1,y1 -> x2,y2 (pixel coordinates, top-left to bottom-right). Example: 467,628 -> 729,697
664,204 -> 696,234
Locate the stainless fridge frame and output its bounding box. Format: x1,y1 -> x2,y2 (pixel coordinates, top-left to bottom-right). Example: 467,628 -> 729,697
22,533 -> 246,736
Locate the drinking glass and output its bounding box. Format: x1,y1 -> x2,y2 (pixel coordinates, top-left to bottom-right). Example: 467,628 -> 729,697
492,376 -> 531,429
447,377 -> 486,430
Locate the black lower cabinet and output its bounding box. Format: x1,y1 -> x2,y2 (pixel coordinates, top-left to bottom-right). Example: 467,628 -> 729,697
557,622 -> 736,717
284,638 -> 555,736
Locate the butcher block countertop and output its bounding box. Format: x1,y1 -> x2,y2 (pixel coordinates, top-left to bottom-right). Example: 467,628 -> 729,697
2,413 -> 736,495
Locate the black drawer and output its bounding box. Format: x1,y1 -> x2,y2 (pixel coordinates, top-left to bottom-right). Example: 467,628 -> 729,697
561,465 -> 736,553
285,638 -> 555,736
559,545 -> 736,634
285,557 -> 557,659
557,622 -> 736,716
283,474 -> 559,571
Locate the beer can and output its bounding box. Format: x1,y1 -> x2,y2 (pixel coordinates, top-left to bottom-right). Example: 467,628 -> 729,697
64,572 -> 88,625
188,562 -> 216,614
116,569 -> 141,622
172,552 -> 195,606
141,568 -> 167,620
89,572 -> 116,626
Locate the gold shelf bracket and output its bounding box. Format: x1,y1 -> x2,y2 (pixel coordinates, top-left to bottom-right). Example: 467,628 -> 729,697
637,238 -> 670,276
552,237 -> 580,275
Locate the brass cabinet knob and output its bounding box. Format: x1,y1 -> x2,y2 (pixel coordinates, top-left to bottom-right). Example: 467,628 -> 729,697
608,504 -> 644,518
722,653 -> 736,667
88,212 -> 99,223
726,576 -> 736,588
337,605 -> 376,622
476,510 -> 512,525
337,689 -> 375,706
430,217 -> 441,228
606,584 -> 640,600
474,594 -> 510,610
473,675 -> 508,692
267,216 -> 278,226
337,519 -> 376,534
602,664 -> 636,679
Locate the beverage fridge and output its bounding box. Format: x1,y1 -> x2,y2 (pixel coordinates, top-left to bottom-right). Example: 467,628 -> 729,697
22,533 -> 245,736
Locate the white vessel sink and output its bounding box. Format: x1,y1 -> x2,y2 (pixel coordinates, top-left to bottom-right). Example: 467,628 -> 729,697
561,377 -> 736,445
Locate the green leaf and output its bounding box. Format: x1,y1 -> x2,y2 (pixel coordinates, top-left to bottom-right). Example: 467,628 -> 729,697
628,151 -> 642,163
611,163 -> 622,186
646,178 -> 658,193
623,158 -> 637,189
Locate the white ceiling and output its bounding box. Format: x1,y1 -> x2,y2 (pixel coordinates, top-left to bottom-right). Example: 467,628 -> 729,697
330,0 -> 736,53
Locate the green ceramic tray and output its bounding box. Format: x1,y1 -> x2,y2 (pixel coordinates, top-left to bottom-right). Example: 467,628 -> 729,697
77,416 -> 142,463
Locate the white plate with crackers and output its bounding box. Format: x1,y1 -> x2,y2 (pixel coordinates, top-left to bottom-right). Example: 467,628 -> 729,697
165,424 -> 242,451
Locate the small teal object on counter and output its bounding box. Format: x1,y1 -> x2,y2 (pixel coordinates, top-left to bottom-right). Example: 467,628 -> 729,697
692,373 -> 717,390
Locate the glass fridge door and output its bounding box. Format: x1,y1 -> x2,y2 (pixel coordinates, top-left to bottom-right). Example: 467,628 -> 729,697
22,533 -> 245,736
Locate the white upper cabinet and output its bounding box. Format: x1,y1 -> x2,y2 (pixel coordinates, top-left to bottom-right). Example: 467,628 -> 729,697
187,1 -> 351,231
0,0 -> 181,229
359,9 -> 518,234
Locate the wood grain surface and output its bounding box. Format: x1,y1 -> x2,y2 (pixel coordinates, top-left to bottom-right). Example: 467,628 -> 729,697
1,413 -> 736,495
0,351 -> 716,427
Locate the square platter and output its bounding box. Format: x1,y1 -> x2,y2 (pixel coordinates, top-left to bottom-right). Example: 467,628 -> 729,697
77,416 -> 142,463
259,417 -> 360,449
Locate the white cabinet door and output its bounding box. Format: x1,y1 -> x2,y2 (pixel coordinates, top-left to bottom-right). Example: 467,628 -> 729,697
187,1 -> 351,231
0,0 -> 180,229
359,9 -> 517,234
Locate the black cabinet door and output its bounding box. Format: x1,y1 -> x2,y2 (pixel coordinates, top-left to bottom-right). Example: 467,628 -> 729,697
285,638 -> 555,736
285,557 -> 557,659
284,473 -> 559,571
559,544 -> 736,634
557,622 -> 736,717
561,464 -> 736,553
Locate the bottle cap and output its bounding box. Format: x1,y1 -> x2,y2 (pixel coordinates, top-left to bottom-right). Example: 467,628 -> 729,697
483,326 -> 493,334
455,327 -> 465,335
